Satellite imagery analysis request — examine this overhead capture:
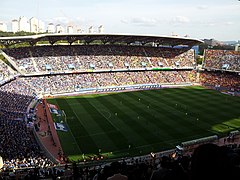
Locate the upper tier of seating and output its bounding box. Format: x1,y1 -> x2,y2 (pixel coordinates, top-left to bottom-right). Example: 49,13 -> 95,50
203,49 -> 240,72
2,45 -> 195,75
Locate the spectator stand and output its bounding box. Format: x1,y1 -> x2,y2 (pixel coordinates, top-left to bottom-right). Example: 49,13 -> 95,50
203,49 -> 240,72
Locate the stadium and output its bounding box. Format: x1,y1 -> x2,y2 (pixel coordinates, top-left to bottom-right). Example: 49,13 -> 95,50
0,33 -> 240,179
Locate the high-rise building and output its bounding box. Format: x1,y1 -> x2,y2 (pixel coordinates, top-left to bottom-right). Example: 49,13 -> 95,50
30,17 -> 38,33
0,22 -> 7,32
56,24 -> 64,33
235,44 -> 240,52
47,23 -> 55,33
38,20 -> 45,33
98,25 -> 104,33
89,26 -> 93,33
19,16 -> 30,32
11,19 -> 18,33
3,17 -> 103,34
67,25 -> 74,33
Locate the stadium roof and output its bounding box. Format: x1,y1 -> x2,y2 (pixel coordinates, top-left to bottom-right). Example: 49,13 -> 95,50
0,33 -> 203,47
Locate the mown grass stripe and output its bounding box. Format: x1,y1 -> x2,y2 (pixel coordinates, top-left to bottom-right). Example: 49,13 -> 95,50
114,92 -> 174,139
140,90 -> 223,128
108,92 -> 204,149
98,94 -> 162,145
76,97 -> 125,151
69,98 -> 118,152
56,98 -> 99,154
141,89 -> 240,136
92,96 -> 150,147
137,90 -> 219,138
68,99 -> 102,134
134,91 -> 204,131
115,93 -> 204,147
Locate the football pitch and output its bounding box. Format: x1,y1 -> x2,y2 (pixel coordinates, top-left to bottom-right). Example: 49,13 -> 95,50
47,86 -> 240,162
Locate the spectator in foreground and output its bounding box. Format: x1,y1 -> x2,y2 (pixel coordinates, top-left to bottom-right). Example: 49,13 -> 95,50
190,143 -> 240,180
107,161 -> 128,180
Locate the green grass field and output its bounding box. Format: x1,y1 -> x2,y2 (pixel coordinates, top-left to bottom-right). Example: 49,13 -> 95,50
47,86 -> 240,162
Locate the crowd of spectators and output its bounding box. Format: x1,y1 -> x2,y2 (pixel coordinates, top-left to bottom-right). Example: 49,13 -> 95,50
3,45 -> 195,74
0,60 -> 18,85
0,115 -> 54,171
0,45 -> 239,179
0,78 -> 37,115
1,142 -> 240,180
0,78 -> 54,172
200,71 -> 240,92
22,70 -> 195,95
203,49 -> 240,72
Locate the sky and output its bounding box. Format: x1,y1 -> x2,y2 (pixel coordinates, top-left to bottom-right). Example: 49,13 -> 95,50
0,0 -> 240,41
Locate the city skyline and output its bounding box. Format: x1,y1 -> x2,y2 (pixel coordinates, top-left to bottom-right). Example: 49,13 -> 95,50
0,16 -> 104,34
0,0 -> 240,41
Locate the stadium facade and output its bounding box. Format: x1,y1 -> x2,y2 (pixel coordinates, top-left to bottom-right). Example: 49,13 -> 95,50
0,33 -> 239,177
